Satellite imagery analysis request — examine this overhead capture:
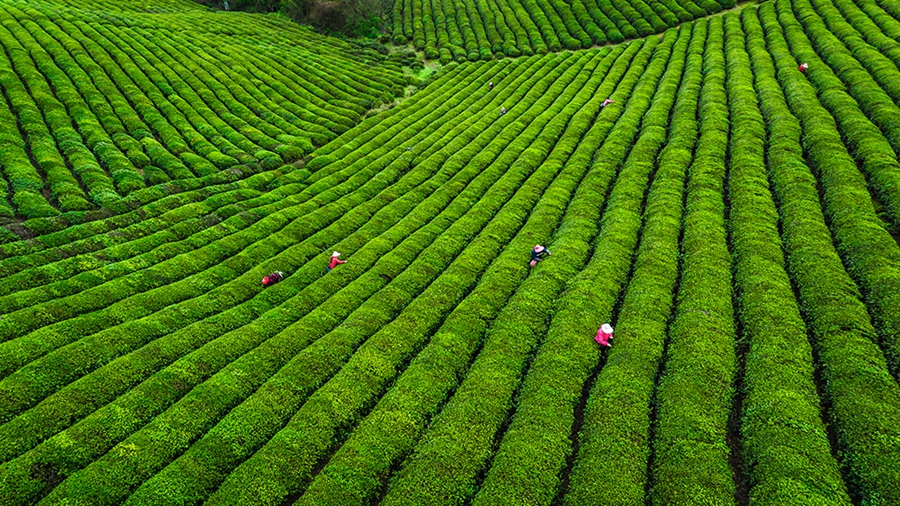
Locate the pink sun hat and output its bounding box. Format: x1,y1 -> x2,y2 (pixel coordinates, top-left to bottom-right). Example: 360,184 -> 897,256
534,245 -> 545,253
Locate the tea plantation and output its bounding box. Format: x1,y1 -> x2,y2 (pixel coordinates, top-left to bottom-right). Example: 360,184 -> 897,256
0,0 -> 899,504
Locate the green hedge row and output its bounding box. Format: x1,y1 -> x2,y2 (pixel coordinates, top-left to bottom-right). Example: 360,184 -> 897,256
826,0 -> 900,76
0,50 -> 568,498
236,42 -> 381,113
0,55 -> 559,502
838,0 -> 900,59
90,20 -> 289,166
0,188 -> 268,313
0,22 -> 90,216
0,59 -> 460,258
296,46 -> 629,506
0,53 -> 442,244
0,168 -> 279,271
118,6 -> 402,134
395,0 -> 723,59
42,12 -> 205,179
724,12 -> 850,504
0,133 -> 454,477
6,14 -> 148,196
0,58 -> 498,344
379,43 -> 639,506
42,8 -> 271,165
785,0 -> 900,230
806,0 -> 900,106
770,0 -> 900,390
471,31 -> 677,506
649,16 -> 737,506
0,131 -> 457,415
560,21 -> 702,506
196,56 -> 601,506
193,36 -> 367,123
175,32 -> 363,128
132,26 -> 336,145
0,1 -> 407,221
121,27 -> 320,162
0,20 -> 120,206
0,58 -> 511,434
749,4 -> 900,503
139,48 -> 609,506
0,57 -> 61,218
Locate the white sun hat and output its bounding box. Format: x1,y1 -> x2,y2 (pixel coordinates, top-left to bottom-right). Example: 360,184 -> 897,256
332,251 -> 341,257
601,323 -> 614,334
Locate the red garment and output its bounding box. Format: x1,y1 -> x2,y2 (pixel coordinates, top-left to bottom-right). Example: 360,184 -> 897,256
329,257 -> 346,269
595,328 -> 613,347
262,272 -> 283,286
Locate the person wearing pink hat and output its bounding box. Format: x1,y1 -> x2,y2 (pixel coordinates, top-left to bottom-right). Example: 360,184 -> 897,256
529,244 -> 551,267
595,323 -> 614,347
327,251 -> 346,272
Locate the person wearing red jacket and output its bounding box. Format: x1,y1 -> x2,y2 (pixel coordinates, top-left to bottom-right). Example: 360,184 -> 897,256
799,62 -> 809,73
261,271 -> 284,287
327,251 -> 346,272
595,323 -> 614,347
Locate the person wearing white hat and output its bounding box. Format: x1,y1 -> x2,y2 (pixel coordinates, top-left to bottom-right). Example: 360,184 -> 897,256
595,323 -> 614,347
529,244 -> 551,267
262,271 -> 285,287
327,251 -> 347,272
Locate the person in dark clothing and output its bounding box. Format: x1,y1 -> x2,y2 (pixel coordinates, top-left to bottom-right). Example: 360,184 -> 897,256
489,81 -> 494,91
529,245 -> 551,267
262,271 -> 284,287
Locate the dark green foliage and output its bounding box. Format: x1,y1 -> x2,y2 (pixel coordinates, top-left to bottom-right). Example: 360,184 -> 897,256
392,0 -> 727,59
725,12 -> 850,504
0,0 -> 404,227
472,33 -> 678,506
648,17 -> 737,506
2,2 -> 900,506
562,21 -> 701,506
750,4 -> 900,503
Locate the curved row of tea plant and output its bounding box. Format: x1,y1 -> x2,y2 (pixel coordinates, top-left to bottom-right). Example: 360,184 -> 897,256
391,0 -> 734,61
43,51 -> 598,506
0,0 -> 405,222
0,49 -> 620,505
722,12 -> 849,504
559,18 -> 704,506
2,0 -> 900,504
380,40 -> 646,506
